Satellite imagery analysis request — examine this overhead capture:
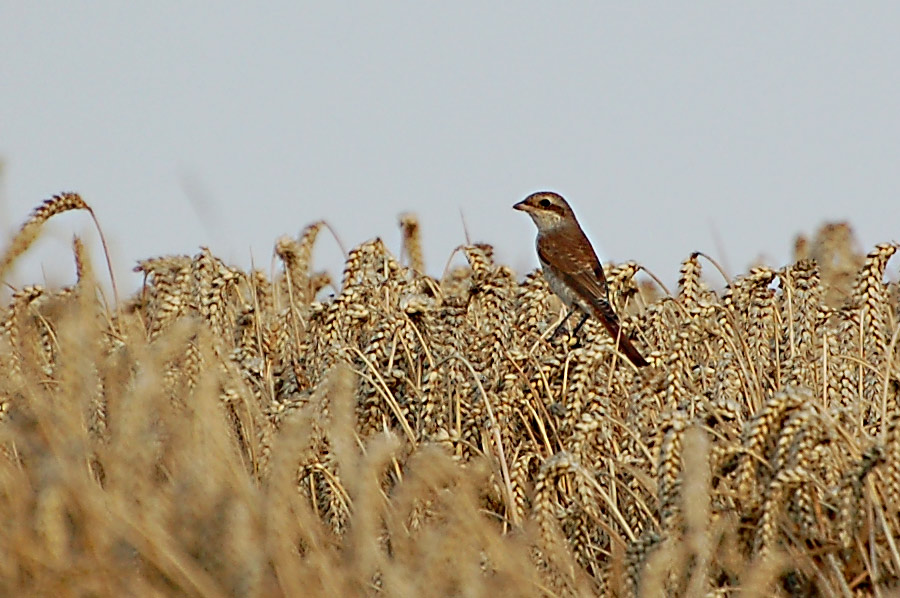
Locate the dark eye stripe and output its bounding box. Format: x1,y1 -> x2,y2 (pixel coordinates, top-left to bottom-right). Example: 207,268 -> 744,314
538,201 -> 567,216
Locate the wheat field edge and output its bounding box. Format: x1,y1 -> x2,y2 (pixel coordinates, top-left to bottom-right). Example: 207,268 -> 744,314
1,193 -> 899,597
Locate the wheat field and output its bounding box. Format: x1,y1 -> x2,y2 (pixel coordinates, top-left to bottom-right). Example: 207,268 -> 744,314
1,193 -> 899,597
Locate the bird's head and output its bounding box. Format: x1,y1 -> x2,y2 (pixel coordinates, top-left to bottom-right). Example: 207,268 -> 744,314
513,191 -> 575,232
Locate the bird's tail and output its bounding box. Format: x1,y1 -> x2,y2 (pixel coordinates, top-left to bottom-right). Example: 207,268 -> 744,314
592,299 -> 649,368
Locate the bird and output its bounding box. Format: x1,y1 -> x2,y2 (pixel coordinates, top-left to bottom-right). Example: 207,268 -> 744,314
514,191 -> 649,368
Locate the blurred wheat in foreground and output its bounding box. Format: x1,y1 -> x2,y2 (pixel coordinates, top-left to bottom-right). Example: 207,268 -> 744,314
1,194 -> 899,598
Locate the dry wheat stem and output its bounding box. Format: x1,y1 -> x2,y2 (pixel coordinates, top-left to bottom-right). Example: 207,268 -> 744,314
2,199 -> 900,597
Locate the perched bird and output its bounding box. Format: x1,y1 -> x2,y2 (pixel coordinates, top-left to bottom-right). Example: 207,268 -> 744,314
514,191 -> 649,367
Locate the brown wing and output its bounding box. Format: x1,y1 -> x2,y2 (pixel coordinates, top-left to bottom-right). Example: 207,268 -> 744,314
536,226 -> 610,305
537,229 -> 649,368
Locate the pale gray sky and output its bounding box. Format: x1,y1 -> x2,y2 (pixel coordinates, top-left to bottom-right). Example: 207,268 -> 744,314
2,3 -> 899,292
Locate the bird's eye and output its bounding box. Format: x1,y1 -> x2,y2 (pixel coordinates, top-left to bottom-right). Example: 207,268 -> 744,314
539,198 -> 551,208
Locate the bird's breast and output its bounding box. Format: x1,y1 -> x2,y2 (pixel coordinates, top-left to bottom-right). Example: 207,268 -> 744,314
538,258 -> 584,311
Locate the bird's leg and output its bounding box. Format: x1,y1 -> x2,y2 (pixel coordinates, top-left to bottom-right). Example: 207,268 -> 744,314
570,311 -> 590,337
549,307 -> 578,340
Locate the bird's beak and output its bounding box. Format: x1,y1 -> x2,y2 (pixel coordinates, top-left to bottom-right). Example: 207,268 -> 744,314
513,200 -> 530,213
